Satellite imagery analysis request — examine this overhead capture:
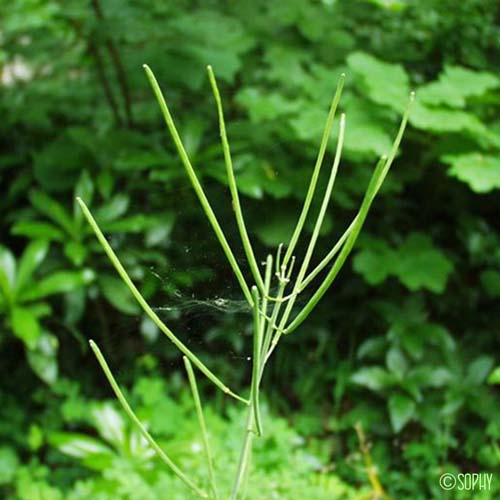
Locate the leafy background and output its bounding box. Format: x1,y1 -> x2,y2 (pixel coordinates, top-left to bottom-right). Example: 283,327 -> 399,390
0,0 -> 499,498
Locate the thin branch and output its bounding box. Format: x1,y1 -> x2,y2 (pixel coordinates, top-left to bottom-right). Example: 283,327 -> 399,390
263,115 -> 346,361
250,286 -> 263,436
207,66 -> 265,293
90,340 -> 208,498
88,41 -> 123,126
285,92 -> 415,334
143,65 -> 254,307
90,0 -> 134,127
282,73 -> 345,267
299,215 -> 357,291
183,357 -> 219,500
77,198 -> 248,405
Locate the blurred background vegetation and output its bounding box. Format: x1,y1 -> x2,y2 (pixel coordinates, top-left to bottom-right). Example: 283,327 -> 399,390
0,0 -> 499,498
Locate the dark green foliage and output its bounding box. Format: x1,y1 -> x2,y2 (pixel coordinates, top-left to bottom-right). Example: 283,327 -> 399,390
0,0 -> 499,498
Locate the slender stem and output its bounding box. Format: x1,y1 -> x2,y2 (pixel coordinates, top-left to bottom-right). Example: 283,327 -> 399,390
259,255 -> 273,358
296,113 -> 346,282
284,156 -> 387,335
183,357 -> 219,500
143,64 -> 253,307
260,283 -> 286,372
89,340 -> 208,499
231,405 -> 255,500
90,0 -> 134,127
264,115 -> 346,361
282,73 -> 345,267
250,286 -> 263,436
285,92 -> 414,334
207,66 -> 265,293
77,198 -> 248,404
231,257 -> 275,500
299,215 -> 357,291
88,41 -> 123,127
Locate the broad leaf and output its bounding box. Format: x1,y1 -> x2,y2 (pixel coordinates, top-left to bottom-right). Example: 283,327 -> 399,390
442,153 -> 500,193
351,366 -> 396,391
347,52 -> 410,112
418,66 -> 499,108
10,306 -> 41,348
22,269 -> 95,302
386,347 -> 408,380
11,221 -> 65,241
26,332 -> 59,384
0,246 -> 16,290
99,274 -> 140,315
49,432 -> 114,460
466,356 -> 494,386
353,233 -> 454,293
388,393 -> 416,432
92,404 -> 126,450
15,240 -> 49,294
29,190 -> 75,237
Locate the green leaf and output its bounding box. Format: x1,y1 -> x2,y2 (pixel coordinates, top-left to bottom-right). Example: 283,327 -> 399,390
94,194 -> 129,223
171,10 -> 254,83
15,240 -> 49,295
26,332 -> 59,384
343,98 -> 394,156
74,170 -> 94,206
100,214 -> 158,233
99,274 -> 140,315
388,393 -> 416,432
352,238 -> 394,285
0,446 -> 18,485
0,246 -> 16,289
92,403 -> 126,450
395,234 -> 454,293
237,87 -> 302,122
466,356 -> 494,386
254,211 -> 295,246
49,432 -> 114,461
353,233 -> 454,293
29,190 -> 75,237
64,241 -> 88,266
409,102 -> 487,136
346,52 -> 410,112
487,367 -> 500,385
351,366 -> 396,391
418,66 -> 499,108
10,306 -> 41,348
442,153 -> 500,193
21,269 -> 95,301
386,347 -> 408,380
11,221 -> 65,241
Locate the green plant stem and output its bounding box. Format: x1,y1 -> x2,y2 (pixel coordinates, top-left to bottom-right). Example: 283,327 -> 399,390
143,64 -> 253,307
263,115 -> 346,361
183,356 -> 219,500
285,156 -> 387,336
89,340 -> 208,499
299,215 -> 357,291
250,286 -> 263,436
282,73 -> 345,267
285,92 -> 414,334
231,404 -> 256,500
207,65 -> 265,293
231,258 -> 274,499
297,113 -> 346,282
77,197 -> 248,405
